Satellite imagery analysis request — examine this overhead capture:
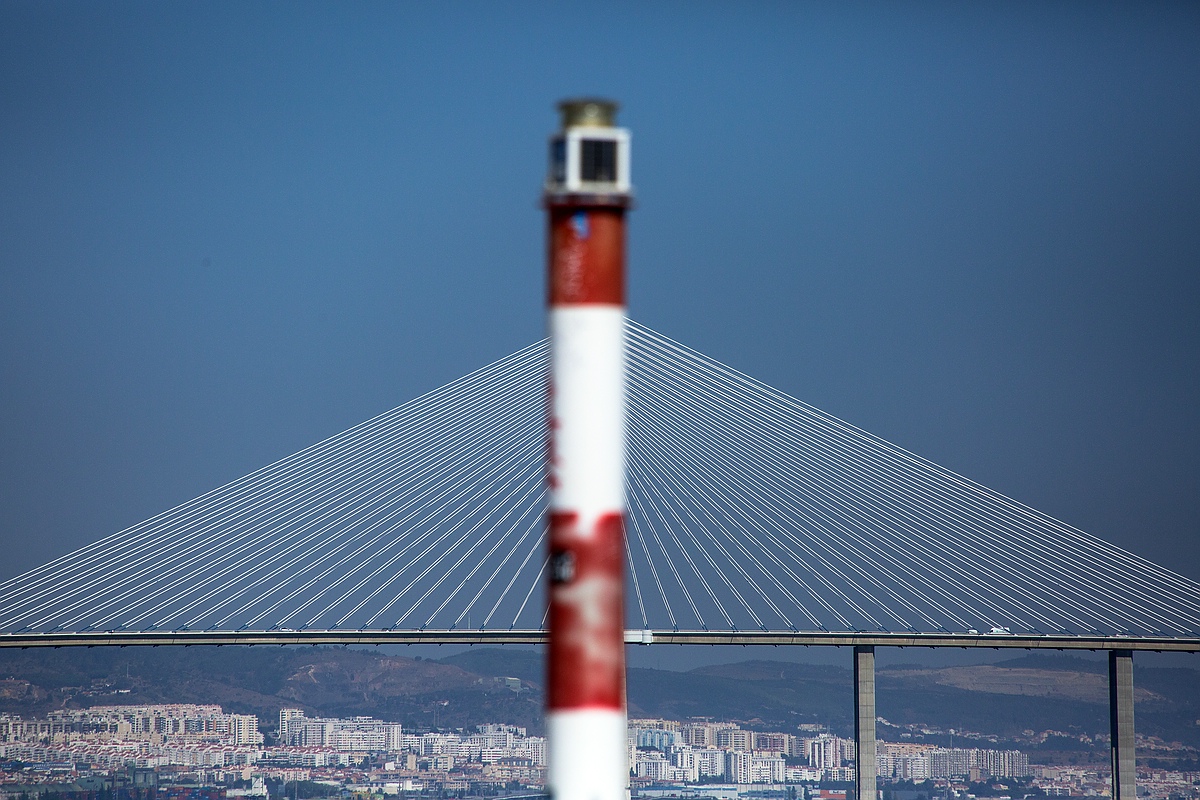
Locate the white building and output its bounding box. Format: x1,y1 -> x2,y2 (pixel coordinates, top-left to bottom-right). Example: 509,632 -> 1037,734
726,751 -> 753,784
726,750 -> 786,785
805,735 -> 853,769
277,709 -> 401,752
750,753 -> 786,784
516,736 -> 547,767
635,751 -> 672,780
12,704 -> 261,747
786,766 -> 822,783
420,732 -> 461,756
695,748 -> 727,780
717,729 -> 755,752
670,747 -> 700,783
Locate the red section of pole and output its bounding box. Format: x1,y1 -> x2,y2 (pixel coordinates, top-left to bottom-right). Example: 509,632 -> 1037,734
547,208 -> 627,306
546,510 -> 626,710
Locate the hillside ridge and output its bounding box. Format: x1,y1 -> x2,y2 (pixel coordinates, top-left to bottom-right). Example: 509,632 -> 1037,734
0,648 -> 1195,746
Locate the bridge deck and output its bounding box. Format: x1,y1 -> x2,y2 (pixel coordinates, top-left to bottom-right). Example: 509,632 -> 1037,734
2,629 -> 1197,651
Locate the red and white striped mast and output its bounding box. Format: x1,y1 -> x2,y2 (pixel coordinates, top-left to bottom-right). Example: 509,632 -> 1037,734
543,98 -> 632,800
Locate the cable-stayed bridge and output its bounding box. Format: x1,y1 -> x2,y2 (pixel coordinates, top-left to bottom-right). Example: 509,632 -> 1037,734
2,320 -> 1198,652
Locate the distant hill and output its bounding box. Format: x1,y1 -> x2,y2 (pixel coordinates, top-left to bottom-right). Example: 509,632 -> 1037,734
877,654 -> 1200,746
0,646 -> 545,734
0,647 -> 1197,749
443,650 -> 1200,746
438,647 -> 544,686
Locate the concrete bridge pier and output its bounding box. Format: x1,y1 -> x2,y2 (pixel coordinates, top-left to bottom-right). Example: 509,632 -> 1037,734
1110,649 -> 1136,800
855,645 -> 877,800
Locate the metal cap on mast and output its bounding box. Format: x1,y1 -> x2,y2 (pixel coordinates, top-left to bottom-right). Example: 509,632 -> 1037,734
557,98 -> 618,128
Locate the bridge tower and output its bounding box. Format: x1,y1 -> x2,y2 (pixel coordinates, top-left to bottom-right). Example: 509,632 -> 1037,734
543,98 -> 633,800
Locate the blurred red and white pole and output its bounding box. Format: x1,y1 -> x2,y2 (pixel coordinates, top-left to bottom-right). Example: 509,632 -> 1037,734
544,99 -> 632,800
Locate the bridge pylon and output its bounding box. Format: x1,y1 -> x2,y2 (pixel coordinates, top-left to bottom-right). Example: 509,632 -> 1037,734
1110,650 -> 1136,800
854,646 -> 878,800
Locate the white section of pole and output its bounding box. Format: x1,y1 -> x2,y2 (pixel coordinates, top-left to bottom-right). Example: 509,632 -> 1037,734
549,306 -> 627,527
547,709 -> 629,800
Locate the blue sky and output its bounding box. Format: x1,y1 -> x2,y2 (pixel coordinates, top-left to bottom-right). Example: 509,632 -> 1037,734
2,0 -> 1198,623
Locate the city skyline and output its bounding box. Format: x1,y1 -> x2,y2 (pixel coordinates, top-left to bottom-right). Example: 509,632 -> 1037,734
1,699 -> 1188,798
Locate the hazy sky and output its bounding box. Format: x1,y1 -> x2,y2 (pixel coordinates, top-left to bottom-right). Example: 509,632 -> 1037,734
2,0 -> 1199,620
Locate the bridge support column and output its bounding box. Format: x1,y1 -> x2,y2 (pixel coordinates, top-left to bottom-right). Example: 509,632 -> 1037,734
1110,649 -> 1136,800
855,645 -> 877,800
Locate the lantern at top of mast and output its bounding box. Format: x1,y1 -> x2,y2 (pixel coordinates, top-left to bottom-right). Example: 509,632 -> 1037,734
545,98 -> 632,201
